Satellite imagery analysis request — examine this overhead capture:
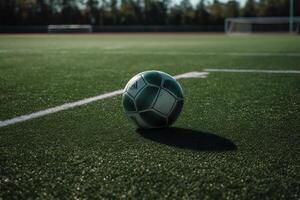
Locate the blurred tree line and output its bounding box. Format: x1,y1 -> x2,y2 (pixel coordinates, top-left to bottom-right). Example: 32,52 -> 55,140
0,0 -> 293,26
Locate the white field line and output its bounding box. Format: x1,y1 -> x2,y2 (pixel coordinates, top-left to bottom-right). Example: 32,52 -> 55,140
0,72 -> 209,128
0,89 -> 123,128
173,71 -> 209,79
204,69 -> 300,74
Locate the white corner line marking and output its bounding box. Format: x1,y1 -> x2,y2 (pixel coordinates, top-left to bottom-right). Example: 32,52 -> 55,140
0,89 -> 124,128
0,71 -> 209,128
204,69 -> 300,74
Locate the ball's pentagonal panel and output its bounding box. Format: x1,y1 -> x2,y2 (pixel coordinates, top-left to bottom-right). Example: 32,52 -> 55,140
140,110 -> 167,127
136,86 -> 159,111
168,100 -> 184,125
153,89 -> 176,115
163,79 -> 184,99
142,71 -> 162,86
129,114 -> 150,129
125,74 -> 146,97
122,70 -> 184,129
122,93 -> 136,112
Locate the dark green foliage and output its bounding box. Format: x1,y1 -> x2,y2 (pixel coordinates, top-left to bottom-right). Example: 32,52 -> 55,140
142,71 -> 162,86
195,0 -> 210,25
135,86 -> 159,111
0,0 -> 292,26
242,0 -> 258,17
144,0 -> 168,25
258,0 -> 290,17
140,110 -> 167,127
225,0 -> 239,17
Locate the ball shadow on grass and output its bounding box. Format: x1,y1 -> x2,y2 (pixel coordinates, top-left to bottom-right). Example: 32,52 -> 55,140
137,127 -> 237,151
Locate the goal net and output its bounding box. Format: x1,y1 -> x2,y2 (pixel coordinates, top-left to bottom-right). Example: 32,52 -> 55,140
48,25 -> 92,33
225,17 -> 300,34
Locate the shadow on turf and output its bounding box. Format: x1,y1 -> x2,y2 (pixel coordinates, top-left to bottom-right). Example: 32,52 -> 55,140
137,127 -> 237,151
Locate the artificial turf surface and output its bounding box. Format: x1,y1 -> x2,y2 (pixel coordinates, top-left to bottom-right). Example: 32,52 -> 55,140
0,34 -> 299,199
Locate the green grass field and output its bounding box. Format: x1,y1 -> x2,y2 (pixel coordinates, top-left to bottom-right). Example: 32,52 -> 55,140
0,34 -> 300,199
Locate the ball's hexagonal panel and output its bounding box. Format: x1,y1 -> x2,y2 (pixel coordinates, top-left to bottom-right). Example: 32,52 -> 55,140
142,71 -> 162,86
122,92 -> 136,112
129,113 -> 150,129
168,100 -> 184,125
135,86 -> 159,111
158,71 -> 174,80
139,110 -> 167,128
153,89 -> 176,116
125,75 -> 146,98
162,79 -> 184,99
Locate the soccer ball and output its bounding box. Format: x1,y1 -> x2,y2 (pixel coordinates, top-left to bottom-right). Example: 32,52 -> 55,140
122,70 -> 184,129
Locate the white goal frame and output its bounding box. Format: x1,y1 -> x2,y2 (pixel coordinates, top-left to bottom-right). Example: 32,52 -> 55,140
225,17 -> 300,34
48,24 -> 92,33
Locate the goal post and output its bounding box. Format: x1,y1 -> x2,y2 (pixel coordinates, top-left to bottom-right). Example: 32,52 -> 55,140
48,25 -> 92,33
225,17 -> 300,34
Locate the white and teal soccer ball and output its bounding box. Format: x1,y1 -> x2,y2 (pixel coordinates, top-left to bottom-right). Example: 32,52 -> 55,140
122,71 -> 184,129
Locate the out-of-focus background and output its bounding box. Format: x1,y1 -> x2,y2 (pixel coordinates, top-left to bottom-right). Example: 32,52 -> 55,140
0,0 -> 299,33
